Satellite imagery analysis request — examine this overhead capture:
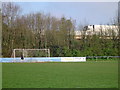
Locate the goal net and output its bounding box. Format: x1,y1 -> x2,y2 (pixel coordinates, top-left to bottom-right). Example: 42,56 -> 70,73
11,49 -> 50,59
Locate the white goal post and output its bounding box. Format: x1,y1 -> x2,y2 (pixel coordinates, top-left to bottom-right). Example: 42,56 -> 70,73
11,49 -> 50,59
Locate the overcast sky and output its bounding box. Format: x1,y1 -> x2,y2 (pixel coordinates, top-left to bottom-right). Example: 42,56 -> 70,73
16,2 -> 118,26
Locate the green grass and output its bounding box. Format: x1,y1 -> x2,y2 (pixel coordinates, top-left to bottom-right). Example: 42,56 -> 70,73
2,61 -> 118,88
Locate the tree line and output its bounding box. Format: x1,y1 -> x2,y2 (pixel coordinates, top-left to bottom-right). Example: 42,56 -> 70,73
2,2 -> 119,57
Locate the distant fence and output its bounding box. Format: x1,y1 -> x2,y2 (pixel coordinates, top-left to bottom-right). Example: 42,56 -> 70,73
86,56 -> 120,59
0,57 -> 86,63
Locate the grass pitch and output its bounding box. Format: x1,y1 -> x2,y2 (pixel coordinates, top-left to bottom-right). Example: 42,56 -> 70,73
2,61 -> 118,88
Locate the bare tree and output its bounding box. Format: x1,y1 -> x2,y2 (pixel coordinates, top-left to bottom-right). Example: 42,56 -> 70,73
2,2 -> 21,27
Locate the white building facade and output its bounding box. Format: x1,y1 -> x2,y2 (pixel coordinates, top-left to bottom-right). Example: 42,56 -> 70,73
75,25 -> 119,39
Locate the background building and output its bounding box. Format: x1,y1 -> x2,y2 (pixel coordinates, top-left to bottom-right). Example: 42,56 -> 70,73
74,25 -> 119,40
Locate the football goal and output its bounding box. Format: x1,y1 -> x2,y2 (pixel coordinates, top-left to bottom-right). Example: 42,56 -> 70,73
11,49 -> 50,59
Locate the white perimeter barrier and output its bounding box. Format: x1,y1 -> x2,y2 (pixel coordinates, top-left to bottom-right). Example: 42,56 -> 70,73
1,57 -> 86,62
